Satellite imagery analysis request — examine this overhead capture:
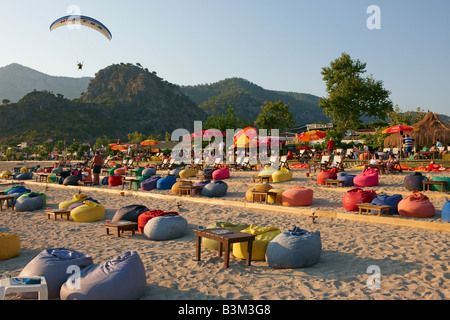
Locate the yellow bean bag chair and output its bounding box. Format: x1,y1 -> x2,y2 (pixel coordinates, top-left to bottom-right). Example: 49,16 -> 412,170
245,183 -> 273,201
232,225 -> 281,261
272,167 -> 293,182
0,232 -> 20,261
70,201 -> 105,223
171,181 -> 193,195
150,155 -> 161,162
179,168 -> 197,178
0,170 -> 13,179
258,165 -> 277,180
59,194 -> 89,210
202,222 -> 250,251
267,189 -> 285,204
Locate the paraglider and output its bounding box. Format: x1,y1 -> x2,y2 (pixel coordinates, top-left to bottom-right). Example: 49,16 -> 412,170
50,15 -> 112,40
77,62 -> 83,70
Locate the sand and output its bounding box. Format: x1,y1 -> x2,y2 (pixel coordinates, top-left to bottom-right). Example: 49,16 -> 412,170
1,160 -> 449,300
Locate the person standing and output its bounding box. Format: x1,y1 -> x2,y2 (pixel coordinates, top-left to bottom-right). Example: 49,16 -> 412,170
327,138 -> 335,153
91,151 -> 103,185
403,134 -> 414,158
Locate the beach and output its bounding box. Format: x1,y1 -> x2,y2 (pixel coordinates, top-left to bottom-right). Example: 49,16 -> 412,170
1,161 -> 449,300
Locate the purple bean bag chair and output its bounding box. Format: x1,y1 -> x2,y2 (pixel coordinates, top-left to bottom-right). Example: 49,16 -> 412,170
192,180 -> 211,195
353,168 -> 379,187
18,248 -> 94,299
141,176 -> 161,191
60,251 -> 146,300
212,167 -> 230,180
68,197 -> 100,211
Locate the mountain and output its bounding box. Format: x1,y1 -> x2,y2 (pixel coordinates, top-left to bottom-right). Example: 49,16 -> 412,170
0,63 -> 206,145
180,78 -> 330,129
0,63 -> 92,102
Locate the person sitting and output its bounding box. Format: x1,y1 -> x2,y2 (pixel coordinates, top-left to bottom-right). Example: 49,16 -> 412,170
385,154 -> 399,173
363,155 -> 382,172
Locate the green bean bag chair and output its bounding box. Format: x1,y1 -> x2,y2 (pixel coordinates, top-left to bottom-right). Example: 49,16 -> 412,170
430,176 -> 450,192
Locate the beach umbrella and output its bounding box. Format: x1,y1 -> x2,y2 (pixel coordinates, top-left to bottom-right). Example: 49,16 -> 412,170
191,130 -> 226,139
111,144 -> 128,151
382,125 -> 419,134
296,145 -> 312,150
140,140 -> 158,146
297,130 -> 327,142
234,127 -> 258,148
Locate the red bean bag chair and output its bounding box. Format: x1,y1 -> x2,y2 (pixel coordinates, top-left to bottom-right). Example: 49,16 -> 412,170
108,175 -> 123,186
353,168 -> 379,187
317,169 -> 338,185
137,210 -> 179,233
114,167 -> 127,175
398,191 -> 435,218
212,167 -> 230,180
282,186 -> 313,207
342,188 -> 377,211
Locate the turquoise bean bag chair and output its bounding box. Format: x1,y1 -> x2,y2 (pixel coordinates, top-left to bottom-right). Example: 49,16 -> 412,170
430,176 -> 450,192
442,201 -> 450,222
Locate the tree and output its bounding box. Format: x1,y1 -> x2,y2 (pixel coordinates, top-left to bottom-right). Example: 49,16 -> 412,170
204,106 -> 252,132
254,100 -> 295,134
319,52 -> 393,136
2,99 -> 10,106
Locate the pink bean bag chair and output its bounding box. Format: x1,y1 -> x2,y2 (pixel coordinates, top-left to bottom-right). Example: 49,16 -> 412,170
342,188 -> 377,211
398,191 -> 435,218
353,168 -> 379,187
282,186 -> 313,207
317,169 -> 338,185
212,167 -> 230,180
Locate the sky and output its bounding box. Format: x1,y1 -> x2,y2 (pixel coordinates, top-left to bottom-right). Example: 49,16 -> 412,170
0,0 -> 449,116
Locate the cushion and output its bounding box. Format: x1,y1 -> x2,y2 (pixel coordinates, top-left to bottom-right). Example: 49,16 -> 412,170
265,227 -> 322,268
18,248 -> 94,299
201,180 -> 228,197
143,215 -> 188,241
60,251 -> 146,300
15,192 -> 46,212
112,204 -> 149,223
59,193 -> 89,210
0,233 -> 20,261
70,201 -> 105,223
232,225 -> 281,261
398,191 -> 435,218
282,187 -> 313,207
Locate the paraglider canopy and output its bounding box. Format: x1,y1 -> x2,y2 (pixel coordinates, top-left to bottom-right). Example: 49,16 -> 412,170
50,15 -> 112,41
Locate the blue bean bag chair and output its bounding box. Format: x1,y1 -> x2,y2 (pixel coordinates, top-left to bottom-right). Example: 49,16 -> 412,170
15,192 -> 46,212
442,201 -> 450,222
142,167 -> 156,176
4,185 -> 30,195
337,173 -> 356,187
143,215 -> 188,241
371,194 -> 403,215
14,172 -> 33,180
101,176 -> 109,185
60,251 -> 146,300
141,176 -> 161,191
156,175 -> 177,190
201,180 -> 228,197
404,172 -> 427,191
18,248 -> 94,299
265,227 -> 322,269
112,204 -> 149,223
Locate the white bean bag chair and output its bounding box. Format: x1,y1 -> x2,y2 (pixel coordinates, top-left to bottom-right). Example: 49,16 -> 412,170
265,227 -> 322,269
143,215 -> 188,241
14,192 -> 46,212
18,248 -> 94,299
60,251 -> 146,300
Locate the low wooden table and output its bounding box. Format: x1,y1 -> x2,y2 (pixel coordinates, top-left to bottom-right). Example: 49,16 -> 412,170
364,164 -> 386,175
178,185 -> 200,195
196,173 -> 212,180
123,177 -> 140,190
104,221 -> 138,237
357,203 -> 392,216
324,179 -> 345,187
251,190 -> 278,204
35,174 -> 49,182
0,195 -> 15,211
78,180 -> 94,186
422,180 -> 448,192
47,209 -> 71,221
194,228 -> 256,268
251,176 -> 271,183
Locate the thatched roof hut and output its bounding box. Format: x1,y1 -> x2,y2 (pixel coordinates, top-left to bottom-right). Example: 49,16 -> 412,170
384,112 -> 450,149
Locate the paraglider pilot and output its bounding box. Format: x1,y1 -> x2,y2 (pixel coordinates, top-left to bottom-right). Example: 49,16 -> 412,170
77,62 -> 83,70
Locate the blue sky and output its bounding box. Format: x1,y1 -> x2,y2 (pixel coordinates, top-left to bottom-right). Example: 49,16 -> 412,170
1,0 -> 449,115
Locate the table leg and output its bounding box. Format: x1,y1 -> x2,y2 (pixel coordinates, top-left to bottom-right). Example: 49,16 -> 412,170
38,285 -> 48,300
106,227 -> 110,235
196,236 -> 202,261
117,228 -> 121,237
218,242 -> 223,257
246,240 -> 253,266
224,242 -> 230,268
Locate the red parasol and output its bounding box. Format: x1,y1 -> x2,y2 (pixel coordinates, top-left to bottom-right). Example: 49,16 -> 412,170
297,130 -> 327,142
382,125 -> 419,134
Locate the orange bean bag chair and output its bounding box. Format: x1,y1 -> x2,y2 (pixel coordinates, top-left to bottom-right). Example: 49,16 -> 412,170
342,188 -> 377,211
397,191 -> 435,218
114,167 -> 127,175
317,169 -> 338,185
282,187 -> 313,207
82,168 -> 92,182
